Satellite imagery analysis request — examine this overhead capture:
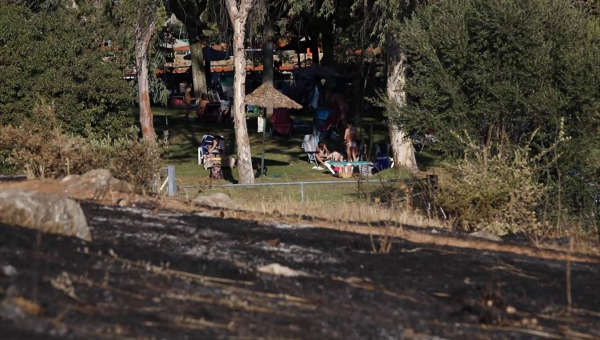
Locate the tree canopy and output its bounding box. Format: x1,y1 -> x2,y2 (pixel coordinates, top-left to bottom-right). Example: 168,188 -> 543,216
391,0 -> 600,161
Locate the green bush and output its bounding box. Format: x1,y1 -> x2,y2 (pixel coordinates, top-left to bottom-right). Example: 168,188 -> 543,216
0,104 -> 167,192
387,0 -> 600,234
0,4 -> 135,137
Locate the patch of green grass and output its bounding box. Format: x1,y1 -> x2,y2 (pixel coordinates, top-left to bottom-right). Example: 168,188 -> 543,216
152,105 -> 441,202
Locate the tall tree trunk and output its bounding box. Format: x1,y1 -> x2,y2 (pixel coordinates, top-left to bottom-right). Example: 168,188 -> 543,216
135,4 -> 156,140
205,58 -> 212,88
187,24 -> 207,97
309,32 -> 320,65
321,19 -> 335,66
137,57 -> 155,140
263,23 -> 274,87
226,0 -> 254,184
260,22 -> 274,175
386,35 -> 418,173
352,72 -> 363,123
169,1 -> 209,97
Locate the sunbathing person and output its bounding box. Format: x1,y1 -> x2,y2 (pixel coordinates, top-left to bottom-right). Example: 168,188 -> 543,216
314,142 -> 343,170
204,138 -> 236,168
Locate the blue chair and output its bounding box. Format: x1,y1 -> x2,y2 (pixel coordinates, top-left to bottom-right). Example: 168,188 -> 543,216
313,107 -> 332,138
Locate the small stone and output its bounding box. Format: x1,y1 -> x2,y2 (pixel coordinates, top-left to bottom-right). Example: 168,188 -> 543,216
60,175 -> 80,184
257,263 -> 308,277
468,231 -> 503,242
266,238 -> 280,247
1,265 -> 17,277
193,193 -> 239,210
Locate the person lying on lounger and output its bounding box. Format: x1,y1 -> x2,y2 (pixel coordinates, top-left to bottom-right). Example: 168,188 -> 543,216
314,142 -> 343,169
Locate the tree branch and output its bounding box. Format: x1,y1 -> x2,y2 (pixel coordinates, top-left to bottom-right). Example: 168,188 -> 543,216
224,0 -> 239,22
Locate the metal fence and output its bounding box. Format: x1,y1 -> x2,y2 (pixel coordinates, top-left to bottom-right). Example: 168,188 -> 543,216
158,164 -> 403,203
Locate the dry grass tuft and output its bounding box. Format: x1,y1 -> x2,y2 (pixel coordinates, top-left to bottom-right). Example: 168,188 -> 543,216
240,193 -> 445,229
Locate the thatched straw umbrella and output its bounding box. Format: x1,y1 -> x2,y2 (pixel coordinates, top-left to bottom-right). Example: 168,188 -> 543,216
245,83 -> 303,176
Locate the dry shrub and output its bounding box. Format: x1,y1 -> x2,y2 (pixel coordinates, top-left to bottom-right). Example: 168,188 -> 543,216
435,151 -> 545,235
240,193 -> 443,229
90,134 -> 168,193
0,104 -> 167,192
0,105 -> 90,177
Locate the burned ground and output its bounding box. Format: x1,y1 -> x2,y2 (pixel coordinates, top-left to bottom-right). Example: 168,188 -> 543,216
1,202 -> 599,340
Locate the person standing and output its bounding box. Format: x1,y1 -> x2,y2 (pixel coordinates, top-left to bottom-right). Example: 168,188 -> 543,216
344,120 -> 358,162
183,84 -> 194,119
196,93 -> 211,121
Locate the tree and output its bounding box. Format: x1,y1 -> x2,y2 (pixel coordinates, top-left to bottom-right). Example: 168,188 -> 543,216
368,0 -> 422,172
134,0 -> 160,140
169,0 -> 209,97
223,0 -> 260,184
385,33 -> 418,173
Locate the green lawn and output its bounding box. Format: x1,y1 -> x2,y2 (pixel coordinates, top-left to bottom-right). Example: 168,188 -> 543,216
152,105 -> 441,203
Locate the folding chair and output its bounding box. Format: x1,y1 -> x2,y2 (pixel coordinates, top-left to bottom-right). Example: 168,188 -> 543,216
198,135 -> 226,169
375,141 -> 395,171
301,134 -> 319,165
313,107 -> 333,139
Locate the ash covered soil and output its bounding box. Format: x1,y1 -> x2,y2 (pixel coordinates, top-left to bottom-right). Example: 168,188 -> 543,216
1,202 -> 599,340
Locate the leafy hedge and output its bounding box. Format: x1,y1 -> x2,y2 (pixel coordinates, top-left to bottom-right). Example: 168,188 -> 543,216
386,0 -> 600,235
0,4 -> 135,137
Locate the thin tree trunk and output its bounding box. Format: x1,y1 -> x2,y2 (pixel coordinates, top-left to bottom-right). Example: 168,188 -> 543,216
225,0 -> 256,184
137,58 -> 155,140
309,32 -> 320,65
321,19 -> 334,66
386,35 -> 418,173
135,6 -> 156,141
170,1 -> 208,97
205,59 -> 212,88
189,37 -> 207,97
261,22 -> 274,174
232,18 -> 254,184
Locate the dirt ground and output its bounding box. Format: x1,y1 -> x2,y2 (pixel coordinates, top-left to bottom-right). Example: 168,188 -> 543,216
1,197 -> 600,340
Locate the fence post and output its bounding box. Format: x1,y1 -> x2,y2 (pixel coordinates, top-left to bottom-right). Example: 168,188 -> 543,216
300,183 -> 305,204
167,165 -> 178,197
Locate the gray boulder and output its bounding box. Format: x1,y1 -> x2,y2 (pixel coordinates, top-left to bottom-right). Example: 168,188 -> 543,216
62,169 -> 133,198
193,193 -> 239,210
0,190 -> 91,241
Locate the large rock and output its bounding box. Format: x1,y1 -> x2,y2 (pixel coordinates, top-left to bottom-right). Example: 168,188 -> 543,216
193,193 -> 239,210
62,169 -> 133,198
0,190 -> 91,241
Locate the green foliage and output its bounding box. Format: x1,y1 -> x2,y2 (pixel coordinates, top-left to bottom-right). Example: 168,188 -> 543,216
392,0 -> 600,154
105,0 -> 170,107
383,0 -> 600,234
0,104 -> 167,191
0,4 -> 136,137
